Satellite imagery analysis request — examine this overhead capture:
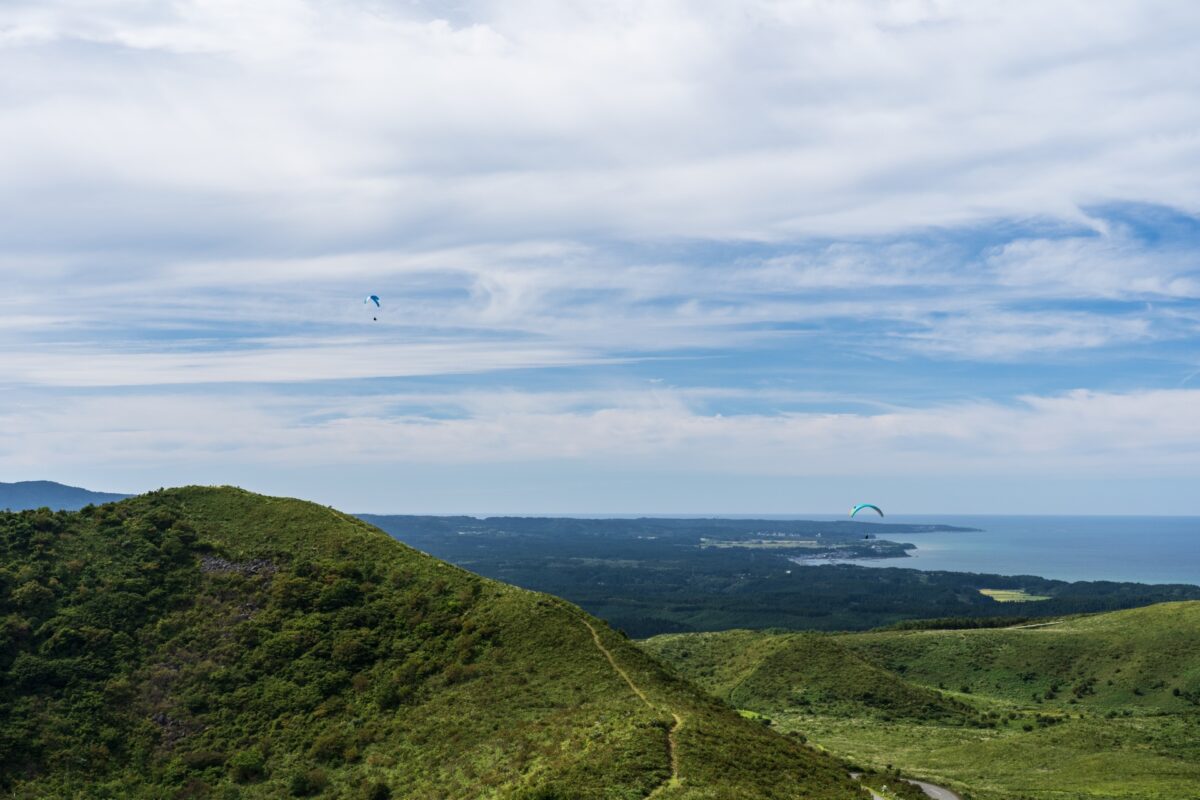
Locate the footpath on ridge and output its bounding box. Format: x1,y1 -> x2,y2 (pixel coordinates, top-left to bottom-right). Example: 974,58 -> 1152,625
577,614 -> 683,797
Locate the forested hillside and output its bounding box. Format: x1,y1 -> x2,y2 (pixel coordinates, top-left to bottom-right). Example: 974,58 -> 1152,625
0,487 -> 862,799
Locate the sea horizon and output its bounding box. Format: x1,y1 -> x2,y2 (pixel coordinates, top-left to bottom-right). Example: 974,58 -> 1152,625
363,511 -> 1200,587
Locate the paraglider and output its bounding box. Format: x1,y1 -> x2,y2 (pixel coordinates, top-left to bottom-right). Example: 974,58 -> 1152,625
850,503 -> 883,518
365,294 -> 380,321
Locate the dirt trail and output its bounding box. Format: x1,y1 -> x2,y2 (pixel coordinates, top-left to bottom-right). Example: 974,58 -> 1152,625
647,712 -> 683,799
580,616 -> 651,703
578,616 -> 683,796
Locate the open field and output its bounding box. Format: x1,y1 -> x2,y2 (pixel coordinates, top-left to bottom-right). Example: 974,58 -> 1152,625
645,602 -> 1200,800
977,589 -> 1050,602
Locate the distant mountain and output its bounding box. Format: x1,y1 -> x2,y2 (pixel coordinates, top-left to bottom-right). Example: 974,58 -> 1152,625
0,487 -> 863,798
0,480 -> 129,511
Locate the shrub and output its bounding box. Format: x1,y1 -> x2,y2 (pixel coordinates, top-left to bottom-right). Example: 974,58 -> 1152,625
310,732 -> 346,764
290,768 -> 329,796
181,750 -> 225,770
229,749 -> 266,783
364,782 -> 392,800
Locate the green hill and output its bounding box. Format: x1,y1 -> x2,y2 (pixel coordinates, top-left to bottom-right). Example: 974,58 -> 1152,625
840,603 -> 1200,712
0,487 -> 864,799
643,630 -> 973,723
646,605 -> 1200,800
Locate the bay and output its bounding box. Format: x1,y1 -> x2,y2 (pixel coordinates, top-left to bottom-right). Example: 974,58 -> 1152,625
852,515 -> 1200,585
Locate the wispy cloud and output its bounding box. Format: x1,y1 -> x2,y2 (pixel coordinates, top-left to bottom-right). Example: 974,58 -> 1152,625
5,385 -> 1199,479
2,2 -> 1200,510
2,2 -> 1200,250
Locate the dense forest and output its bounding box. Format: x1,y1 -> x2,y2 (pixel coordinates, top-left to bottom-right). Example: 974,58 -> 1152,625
364,515 -> 1200,636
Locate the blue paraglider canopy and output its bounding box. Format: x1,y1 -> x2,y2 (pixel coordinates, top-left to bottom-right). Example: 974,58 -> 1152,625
849,503 -> 883,518
366,294 -> 381,307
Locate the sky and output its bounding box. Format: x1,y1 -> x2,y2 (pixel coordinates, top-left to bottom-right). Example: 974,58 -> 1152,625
2,1 -> 1200,514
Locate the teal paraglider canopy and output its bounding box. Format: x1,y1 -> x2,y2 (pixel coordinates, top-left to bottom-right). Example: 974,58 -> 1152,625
849,503 -> 883,518
365,294 -> 381,320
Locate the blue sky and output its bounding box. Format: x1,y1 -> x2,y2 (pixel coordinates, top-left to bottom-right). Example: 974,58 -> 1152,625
2,1 -> 1200,513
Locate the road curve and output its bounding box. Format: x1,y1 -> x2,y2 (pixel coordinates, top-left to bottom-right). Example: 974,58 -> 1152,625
850,771 -> 964,800
906,778 -> 965,800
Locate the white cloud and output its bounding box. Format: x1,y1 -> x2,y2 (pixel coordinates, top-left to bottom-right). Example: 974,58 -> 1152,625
5,386 -> 1198,480
0,339 -> 618,387
2,1 -> 1200,251
895,309 -> 1155,360
2,1 -> 1199,511
988,228 -> 1200,300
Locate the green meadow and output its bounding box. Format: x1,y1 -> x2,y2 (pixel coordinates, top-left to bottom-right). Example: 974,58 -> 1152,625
645,603 -> 1200,800
977,589 -> 1050,603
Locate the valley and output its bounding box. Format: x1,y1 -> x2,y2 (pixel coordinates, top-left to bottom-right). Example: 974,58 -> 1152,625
645,603 -> 1200,799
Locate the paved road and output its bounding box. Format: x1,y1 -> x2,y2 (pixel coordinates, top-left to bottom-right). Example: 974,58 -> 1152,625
850,772 -> 964,800
905,778 -> 965,800
1006,619 -> 1066,630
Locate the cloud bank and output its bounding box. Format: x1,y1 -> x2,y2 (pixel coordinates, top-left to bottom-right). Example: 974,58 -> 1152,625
2,1 -> 1199,511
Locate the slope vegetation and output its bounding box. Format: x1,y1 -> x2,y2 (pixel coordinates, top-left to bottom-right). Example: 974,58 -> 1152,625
841,603 -> 1200,711
647,605 -> 1200,800
644,630 -> 972,723
0,487 -> 863,799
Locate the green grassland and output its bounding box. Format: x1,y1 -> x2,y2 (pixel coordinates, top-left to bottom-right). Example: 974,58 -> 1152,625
0,487 -> 865,799
645,603 -> 1200,800
976,589 -> 1050,603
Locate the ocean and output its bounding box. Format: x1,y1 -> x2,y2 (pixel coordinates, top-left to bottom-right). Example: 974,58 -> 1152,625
546,512 -> 1200,586
848,515 -> 1200,586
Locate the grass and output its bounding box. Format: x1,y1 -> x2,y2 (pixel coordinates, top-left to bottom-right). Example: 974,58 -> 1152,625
0,487 -> 865,799
977,589 -> 1050,603
645,603 -> 1200,800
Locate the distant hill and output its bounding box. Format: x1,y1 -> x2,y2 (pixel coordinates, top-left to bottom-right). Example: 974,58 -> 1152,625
647,604 -> 1200,799
0,480 -> 129,510
0,487 -> 862,799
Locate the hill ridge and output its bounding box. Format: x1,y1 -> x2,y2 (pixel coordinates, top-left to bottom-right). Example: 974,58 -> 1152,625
0,485 -> 862,798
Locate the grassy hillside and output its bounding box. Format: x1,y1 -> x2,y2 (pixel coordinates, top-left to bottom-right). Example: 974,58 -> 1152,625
840,603 -> 1200,712
644,630 -> 973,724
0,487 -> 864,799
646,605 -> 1200,800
